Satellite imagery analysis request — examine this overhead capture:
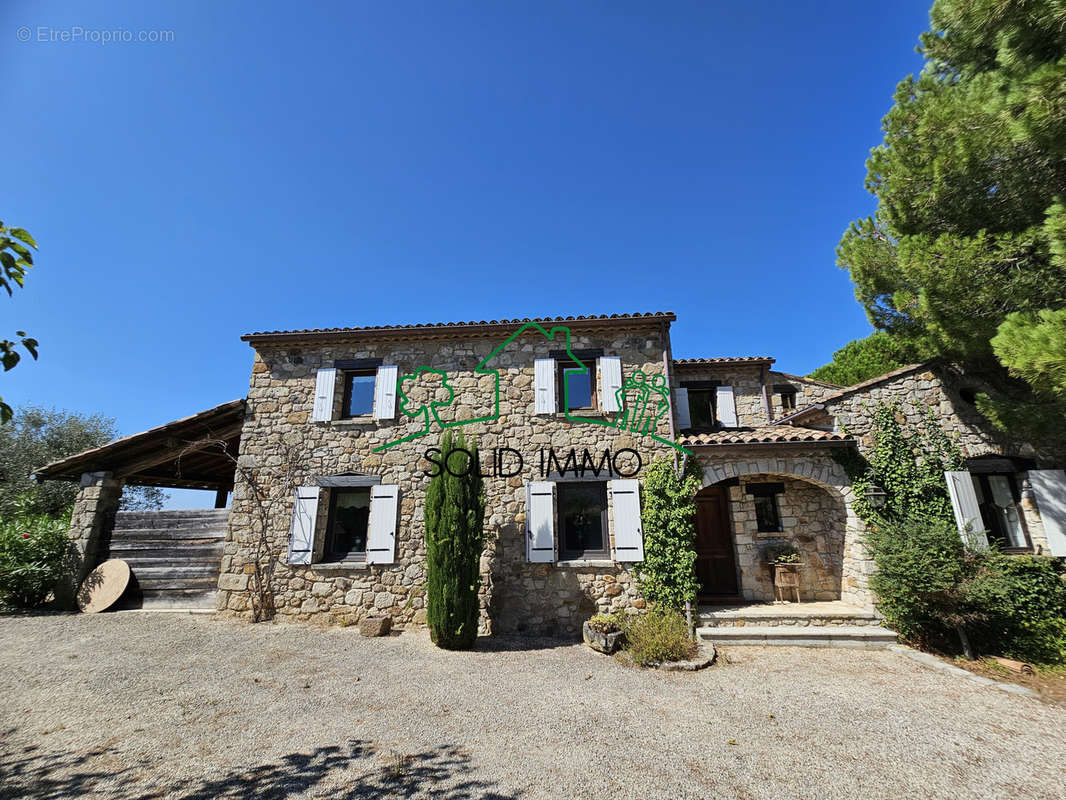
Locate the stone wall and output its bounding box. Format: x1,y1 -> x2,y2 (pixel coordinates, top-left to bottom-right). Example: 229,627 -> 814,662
821,365 -> 1052,463
58,471 -> 124,607
726,475 -> 845,602
766,371 -> 843,419
673,364 -> 770,426
219,321 -> 674,635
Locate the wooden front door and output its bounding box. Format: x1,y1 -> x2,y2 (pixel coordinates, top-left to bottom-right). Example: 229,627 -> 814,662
694,487 -> 739,598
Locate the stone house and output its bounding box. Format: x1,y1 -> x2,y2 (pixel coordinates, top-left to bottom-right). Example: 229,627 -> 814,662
36,313 -> 1066,636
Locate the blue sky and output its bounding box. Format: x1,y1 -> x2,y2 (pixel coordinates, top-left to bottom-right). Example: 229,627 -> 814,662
2,1 -> 929,506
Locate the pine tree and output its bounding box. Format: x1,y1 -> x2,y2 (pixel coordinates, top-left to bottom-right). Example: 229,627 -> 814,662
424,430 -> 485,649
837,1 -> 1066,436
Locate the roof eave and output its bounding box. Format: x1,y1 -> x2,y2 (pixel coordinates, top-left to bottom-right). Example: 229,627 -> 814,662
242,313 -> 677,346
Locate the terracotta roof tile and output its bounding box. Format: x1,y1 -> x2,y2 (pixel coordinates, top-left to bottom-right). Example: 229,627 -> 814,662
243,312 -> 676,343
679,426 -> 853,447
673,357 -> 774,367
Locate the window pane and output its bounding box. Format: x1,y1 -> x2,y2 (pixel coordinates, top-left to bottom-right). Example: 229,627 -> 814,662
346,374 -> 376,416
689,389 -> 715,429
754,494 -> 781,532
559,482 -> 606,556
563,368 -> 592,410
988,475 -> 1026,548
329,489 -> 370,558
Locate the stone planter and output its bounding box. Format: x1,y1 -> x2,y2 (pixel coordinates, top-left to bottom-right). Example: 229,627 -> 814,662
582,621 -> 624,654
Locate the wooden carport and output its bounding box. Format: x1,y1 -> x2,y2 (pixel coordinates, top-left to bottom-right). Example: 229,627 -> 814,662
34,399 -> 246,503
34,400 -> 246,610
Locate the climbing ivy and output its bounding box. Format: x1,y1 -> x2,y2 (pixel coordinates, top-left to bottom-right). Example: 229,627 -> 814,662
635,457 -> 702,610
850,401 -> 962,525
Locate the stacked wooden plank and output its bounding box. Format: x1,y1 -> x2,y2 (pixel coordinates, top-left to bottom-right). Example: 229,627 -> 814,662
108,509 -> 227,610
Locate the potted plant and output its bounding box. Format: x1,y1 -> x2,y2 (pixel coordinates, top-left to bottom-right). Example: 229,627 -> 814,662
582,613 -> 626,654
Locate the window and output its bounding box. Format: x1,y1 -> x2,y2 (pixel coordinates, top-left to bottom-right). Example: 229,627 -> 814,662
558,357 -> 596,411
558,481 -> 609,559
341,370 -> 376,418
688,389 -> 716,429
753,495 -> 782,533
324,487 -> 371,561
772,384 -> 798,414
971,473 -> 1029,550
747,482 -> 784,532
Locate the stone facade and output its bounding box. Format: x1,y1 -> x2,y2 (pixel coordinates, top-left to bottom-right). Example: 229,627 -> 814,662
218,319 -> 674,635
788,362 -> 1066,555
56,316 -> 1065,631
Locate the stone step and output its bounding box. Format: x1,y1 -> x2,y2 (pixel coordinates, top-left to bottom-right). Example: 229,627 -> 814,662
698,625 -> 898,648
110,527 -> 226,541
698,603 -> 883,629
107,541 -> 222,554
119,555 -> 222,569
113,514 -> 228,531
116,589 -> 217,611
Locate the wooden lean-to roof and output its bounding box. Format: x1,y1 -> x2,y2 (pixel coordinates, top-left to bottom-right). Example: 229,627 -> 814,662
34,399 -> 245,491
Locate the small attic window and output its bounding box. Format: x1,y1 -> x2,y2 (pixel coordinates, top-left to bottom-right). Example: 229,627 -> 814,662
959,387 -> 978,405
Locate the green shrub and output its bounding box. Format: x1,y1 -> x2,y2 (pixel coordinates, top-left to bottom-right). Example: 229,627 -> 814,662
621,609 -> 697,666
0,508 -> 72,609
867,515 -> 1066,663
636,457 -> 701,610
586,612 -> 625,634
424,430 -> 485,650
866,515 -> 980,644
969,555 -> 1066,664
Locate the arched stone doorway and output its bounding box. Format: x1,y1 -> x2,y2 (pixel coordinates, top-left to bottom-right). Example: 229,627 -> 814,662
693,451 -> 874,607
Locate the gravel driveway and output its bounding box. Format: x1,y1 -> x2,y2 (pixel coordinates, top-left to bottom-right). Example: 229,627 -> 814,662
1,613 -> 1064,800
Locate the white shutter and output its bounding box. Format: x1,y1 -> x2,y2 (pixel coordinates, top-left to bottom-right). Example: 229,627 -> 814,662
287,486 -> 320,564
716,385 -> 738,428
598,356 -> 623,413
1030,470 -> 1066,557
525,481 -> 555,562
534,358 -> 556,414
312,368 -> 336,422
945,471 -> 988,549
374,365 -> 398,420
675,388 -> 691,429
366,484 -> 399,564
610,479 -> 643,562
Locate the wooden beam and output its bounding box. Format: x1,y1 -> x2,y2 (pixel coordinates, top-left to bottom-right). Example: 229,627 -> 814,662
112,423 -> 243,479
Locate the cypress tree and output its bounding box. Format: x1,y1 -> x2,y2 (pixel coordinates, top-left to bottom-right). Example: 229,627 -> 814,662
424,430 -> 485,649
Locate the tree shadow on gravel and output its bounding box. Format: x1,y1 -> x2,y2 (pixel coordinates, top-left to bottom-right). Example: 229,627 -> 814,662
0,730 -> 522,800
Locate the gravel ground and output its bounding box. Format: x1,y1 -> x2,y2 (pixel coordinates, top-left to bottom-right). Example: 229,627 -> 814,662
2,613 -> 1065,800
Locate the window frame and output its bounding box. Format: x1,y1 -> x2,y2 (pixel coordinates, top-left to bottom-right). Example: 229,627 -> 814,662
971,472 -> 1032,552
322,486 -> 372,562
555,354 -> 599,412
681,380 -> 719,431
747,482 -> 784,533
339,369 -> 378,419
556,480 -> 610,560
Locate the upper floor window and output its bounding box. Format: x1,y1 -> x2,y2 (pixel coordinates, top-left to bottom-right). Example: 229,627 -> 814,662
342,370 -> 377,418
552,349 -> 602,412
772,384 -> 798,413
680,380 -> 719,430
